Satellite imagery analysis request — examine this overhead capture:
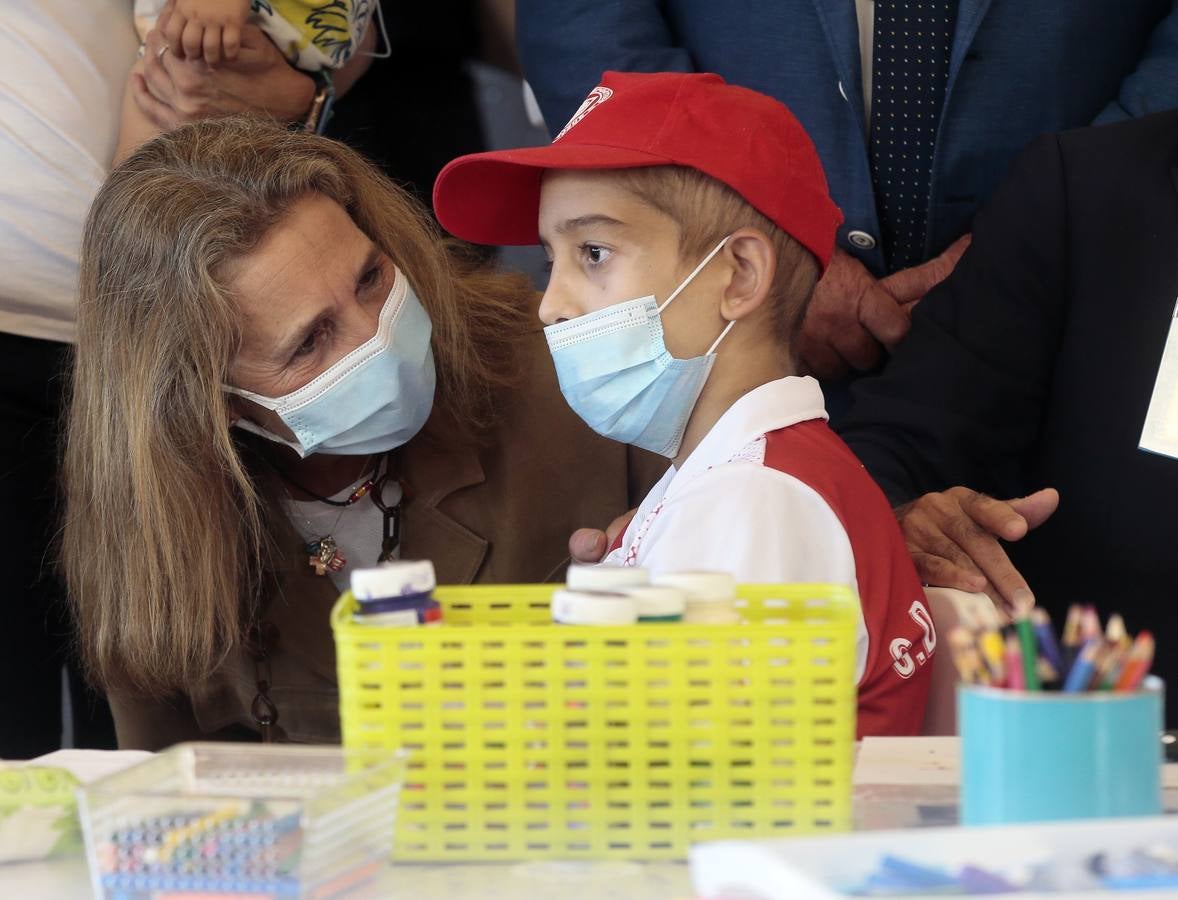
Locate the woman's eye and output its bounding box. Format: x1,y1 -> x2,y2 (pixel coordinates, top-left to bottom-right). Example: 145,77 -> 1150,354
292,328 -> 321,359
359,265 -> 381,288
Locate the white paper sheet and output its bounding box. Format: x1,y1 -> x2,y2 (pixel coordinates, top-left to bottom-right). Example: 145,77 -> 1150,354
1140,296 -> 1178,459
24,749 -> 151,784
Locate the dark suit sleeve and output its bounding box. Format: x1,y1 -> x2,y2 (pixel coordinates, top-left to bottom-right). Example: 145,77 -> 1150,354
516,0 -> 696,135
1095,5 -> 1178,124
836,134 -> 1072,505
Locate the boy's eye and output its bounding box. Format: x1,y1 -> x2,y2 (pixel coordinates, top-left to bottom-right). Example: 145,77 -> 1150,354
581,244 -> 612,266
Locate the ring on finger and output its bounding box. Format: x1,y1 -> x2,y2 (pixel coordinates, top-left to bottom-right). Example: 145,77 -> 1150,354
157,44 -> 169,59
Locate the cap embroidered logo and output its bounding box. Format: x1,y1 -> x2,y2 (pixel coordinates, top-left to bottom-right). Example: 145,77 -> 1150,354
554,86 -> 614,141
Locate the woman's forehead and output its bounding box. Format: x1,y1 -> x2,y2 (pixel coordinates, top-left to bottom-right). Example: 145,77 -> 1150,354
228,195 -> 373,305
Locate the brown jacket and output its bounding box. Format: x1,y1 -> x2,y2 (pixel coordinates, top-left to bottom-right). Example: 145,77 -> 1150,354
110,327 -> 663,750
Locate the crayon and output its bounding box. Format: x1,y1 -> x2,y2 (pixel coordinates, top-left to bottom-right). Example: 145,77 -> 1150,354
1004,633 -> 1025,691
1114,631 -> 1155,692
1015,616 -> 1041,691
1063,639 -> 1102,692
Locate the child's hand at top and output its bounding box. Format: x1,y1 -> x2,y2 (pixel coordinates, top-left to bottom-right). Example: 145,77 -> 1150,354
158,0 -> 250,66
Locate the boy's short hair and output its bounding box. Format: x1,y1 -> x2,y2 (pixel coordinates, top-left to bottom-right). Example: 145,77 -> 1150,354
616,166 -> 821,342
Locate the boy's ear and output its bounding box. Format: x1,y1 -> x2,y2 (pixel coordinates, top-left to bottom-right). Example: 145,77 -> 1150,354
719,227 -> 776,322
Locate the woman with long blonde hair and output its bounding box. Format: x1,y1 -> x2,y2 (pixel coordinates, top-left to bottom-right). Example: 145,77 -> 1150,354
62,116 -> 654,748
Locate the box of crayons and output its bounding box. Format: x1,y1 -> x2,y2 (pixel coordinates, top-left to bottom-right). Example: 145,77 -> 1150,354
950,606 -> 1163,826
76,743 -> 406,899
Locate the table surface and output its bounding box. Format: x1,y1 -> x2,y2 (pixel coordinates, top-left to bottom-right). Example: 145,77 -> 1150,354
3,739 -> 1176,900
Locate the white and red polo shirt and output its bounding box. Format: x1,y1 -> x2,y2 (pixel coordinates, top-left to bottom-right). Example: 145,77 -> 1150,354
602,376 -> 933,737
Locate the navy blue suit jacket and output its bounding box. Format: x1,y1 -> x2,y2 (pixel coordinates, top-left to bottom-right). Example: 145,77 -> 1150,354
518,0 -> 1178,275
836,110 -> 1178,718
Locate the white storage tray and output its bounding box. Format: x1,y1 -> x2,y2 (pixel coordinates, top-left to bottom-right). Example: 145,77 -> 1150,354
691,816 -> 1178,899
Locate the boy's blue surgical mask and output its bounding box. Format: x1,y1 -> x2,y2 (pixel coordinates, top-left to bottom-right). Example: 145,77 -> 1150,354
225,267 -> 436,458
544,236 -> 733,458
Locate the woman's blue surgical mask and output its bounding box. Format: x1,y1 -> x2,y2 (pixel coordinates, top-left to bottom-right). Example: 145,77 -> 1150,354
544,236 -> 733,458
224,267 -> 436,458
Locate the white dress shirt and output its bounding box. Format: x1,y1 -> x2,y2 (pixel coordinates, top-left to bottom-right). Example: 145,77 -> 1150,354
603,376 -> 870,680
0,0 -> 137,343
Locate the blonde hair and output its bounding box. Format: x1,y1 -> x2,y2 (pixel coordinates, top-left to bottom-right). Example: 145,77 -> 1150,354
615,166 -> 821,341
63,116 -> 532,696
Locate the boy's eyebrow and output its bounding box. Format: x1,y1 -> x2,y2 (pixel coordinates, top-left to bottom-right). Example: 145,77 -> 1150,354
555,214 -> 626,234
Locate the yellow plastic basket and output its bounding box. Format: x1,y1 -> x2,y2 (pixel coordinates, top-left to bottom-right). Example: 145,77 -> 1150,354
331,583 -> 858,861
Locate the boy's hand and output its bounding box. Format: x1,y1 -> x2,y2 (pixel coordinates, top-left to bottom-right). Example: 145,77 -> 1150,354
569,509 -> 638,564
895,486 -> 1059,616
159,0 -> 248,65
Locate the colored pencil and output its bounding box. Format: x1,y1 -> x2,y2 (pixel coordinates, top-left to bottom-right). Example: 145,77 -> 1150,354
1106,613 -> 1131,652
1031,608 -> 1063,672
1063,639 -> 1102,692
1061,604 -> 1084,676
1095,641 -> 1128,691
1114,631 -> 1156,692
948,626 -> 990,685
1004,633 -> 1026,691
1014,616 -> 1041,691
1080,605 -> 1103,643
978,629 -> 1007,687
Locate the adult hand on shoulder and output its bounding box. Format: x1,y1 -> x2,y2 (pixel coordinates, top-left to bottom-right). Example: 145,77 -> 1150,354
880,234 -> 972,308
797,248 -> 911,379
797,236 -> 972,379
133,23 -> 315,130
896,486 -> 1059,616
568,509 -> 638,564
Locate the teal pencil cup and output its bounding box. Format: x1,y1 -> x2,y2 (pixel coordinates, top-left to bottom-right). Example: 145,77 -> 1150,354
959,678 -> 1164,825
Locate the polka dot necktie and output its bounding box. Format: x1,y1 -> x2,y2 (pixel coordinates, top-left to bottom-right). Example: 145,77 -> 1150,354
868,0 -> 959,270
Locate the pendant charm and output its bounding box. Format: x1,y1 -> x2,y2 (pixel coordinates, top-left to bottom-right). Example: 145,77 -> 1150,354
306,536 -> 345,576
377,504 -> 401,563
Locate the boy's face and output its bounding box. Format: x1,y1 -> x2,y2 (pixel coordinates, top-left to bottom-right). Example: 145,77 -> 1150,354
537,170 -> 729,360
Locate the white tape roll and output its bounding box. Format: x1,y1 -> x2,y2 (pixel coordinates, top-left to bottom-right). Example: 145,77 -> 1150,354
351,609 -> 420,627
652,570 -> 735,600
351,559 -> 437,601
551,589 -> 638,626
654,571 -> 739,624
681,605 -> 741,625
566,564 -> 650,591
621,585 -> 687,619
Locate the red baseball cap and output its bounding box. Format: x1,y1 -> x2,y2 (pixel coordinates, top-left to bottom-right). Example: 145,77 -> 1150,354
432,71 -> 843,270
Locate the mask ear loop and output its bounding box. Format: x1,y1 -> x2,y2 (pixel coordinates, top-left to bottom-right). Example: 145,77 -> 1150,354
657,235 -> 736,355
706,318 -> 736,355
657,235 -> 731,314
359,0 -> 392,59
